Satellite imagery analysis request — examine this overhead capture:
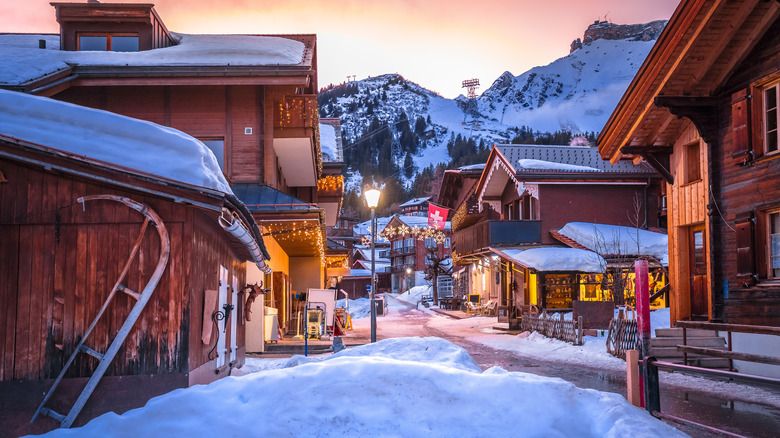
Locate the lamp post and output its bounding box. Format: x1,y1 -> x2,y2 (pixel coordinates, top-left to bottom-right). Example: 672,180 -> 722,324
365,188 -> 381,343
405,267 -> 412,294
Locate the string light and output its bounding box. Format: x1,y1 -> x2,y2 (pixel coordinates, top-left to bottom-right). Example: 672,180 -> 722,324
262,221 -> 327,266
317,175 -> 344,192
276,95 -> 323,177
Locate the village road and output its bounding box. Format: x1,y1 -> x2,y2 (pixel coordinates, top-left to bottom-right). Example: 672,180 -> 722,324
376,295 -> 780,438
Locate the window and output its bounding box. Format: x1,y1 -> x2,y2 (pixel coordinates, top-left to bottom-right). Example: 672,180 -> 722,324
684,141 -> 701,184
78,33 -> 139,52
444,237 -> 450,248
393,240 -> 403,250
770,211 -> 780,279
200,138 -> 225,170
404,255 -> 415,266
764,83 -> 779,154
425,237 -> 436,248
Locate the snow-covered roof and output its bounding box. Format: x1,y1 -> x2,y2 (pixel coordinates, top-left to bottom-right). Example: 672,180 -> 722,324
399,197 -> 431,208
517,158 -> 602,173
348,269 -> 372,277
354,217 -> 393,240
0,33 -> 306,86
390,214 -> 451,231
355,260 -> 390,270
496,144 -> 656,175
458,163 -> 486,171
499,247 -> 605,273
558,222 -> 668,265
0,89 -> 231,194
319,122 -> 342,163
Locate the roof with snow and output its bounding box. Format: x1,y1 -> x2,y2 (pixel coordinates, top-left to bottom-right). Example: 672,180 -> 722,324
0,89 -> 231,193
319,119 -> 343,163
496,144 -> 656,175
498,247 -> 606,273
0,33 -> 309,87
386,214 -> 452,232
556,222 -> 668,265
399,197 -> 431,208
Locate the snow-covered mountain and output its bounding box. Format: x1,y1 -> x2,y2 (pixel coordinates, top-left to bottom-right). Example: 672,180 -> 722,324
319,21 -> 665,177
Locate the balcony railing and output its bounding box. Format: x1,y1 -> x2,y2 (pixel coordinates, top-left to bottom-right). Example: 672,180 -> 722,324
275,94 -> 318,130
390,246 -> 415,257
452,220 -> 541,255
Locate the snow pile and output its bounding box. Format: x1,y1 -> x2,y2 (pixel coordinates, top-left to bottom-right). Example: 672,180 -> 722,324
336,297 -> 372,319
517,158 -> 602,172
501,247 -> 606,273
559,222 -> 668,264
394,285 -> 433,305
0,33 -> 305,85
0,90 -> 231,193
40,338 -> 685,438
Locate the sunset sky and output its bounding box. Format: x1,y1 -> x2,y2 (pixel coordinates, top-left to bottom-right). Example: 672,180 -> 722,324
1,0 -> 680,98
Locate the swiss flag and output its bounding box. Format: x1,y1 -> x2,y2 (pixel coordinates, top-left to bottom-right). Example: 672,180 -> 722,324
428,203 -> 449,229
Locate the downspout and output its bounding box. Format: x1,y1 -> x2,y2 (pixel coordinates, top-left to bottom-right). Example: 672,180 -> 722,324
219,212 -> 272,274
644,178 -> 650,229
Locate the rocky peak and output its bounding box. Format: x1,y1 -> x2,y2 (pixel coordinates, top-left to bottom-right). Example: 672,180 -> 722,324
570,20 -> 667,53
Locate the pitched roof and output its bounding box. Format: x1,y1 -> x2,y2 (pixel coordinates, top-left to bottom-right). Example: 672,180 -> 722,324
496,144 -> 655,175
399,197 -> 431,208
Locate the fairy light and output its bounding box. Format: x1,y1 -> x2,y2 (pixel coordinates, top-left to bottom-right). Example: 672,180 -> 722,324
317,175 -> 344,192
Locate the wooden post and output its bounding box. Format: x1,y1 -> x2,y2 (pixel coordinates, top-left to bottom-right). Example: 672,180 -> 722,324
577,316 -> 583,345
626,349 -> 641,407
635,260 -> 651,358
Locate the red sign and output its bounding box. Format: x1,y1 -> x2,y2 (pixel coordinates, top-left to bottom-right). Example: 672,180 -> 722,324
428,204 -> 448,229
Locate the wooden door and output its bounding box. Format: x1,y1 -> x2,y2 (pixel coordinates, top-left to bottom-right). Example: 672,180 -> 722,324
689,226 -> 708,319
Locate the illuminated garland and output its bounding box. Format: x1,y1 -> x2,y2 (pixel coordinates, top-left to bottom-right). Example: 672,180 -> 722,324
263,222 -> 326,266
317,175 -> 344,192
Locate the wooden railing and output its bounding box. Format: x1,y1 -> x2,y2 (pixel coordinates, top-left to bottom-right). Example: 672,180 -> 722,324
606,318 -> 639,359
452,220 -> 541,255
521,310 -> 583,345
275,94 -> 318,129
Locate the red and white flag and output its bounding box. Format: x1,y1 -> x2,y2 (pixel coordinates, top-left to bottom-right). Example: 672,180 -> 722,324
428,203 -> 449,229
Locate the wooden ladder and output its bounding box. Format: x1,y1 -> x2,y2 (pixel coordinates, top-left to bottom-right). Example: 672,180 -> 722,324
31,195 -> 170,428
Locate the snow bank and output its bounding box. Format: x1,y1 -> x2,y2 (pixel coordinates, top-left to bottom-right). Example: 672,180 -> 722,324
559,222 -> 668,263
0,90 -> 231,194
336,297 -> 372,319
0,33 -> 305,85
39,338 -> 685,438
501,247 -> 606,273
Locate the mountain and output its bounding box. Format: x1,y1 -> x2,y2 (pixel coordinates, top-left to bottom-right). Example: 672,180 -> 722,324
318,21 -> 666,187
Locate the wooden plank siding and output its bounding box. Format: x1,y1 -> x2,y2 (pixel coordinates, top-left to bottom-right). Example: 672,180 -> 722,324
0,156 -> 247,382
54,84 -> 267,184
666,121 -> 710,323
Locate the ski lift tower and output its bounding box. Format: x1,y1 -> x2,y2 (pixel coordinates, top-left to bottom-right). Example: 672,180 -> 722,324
462,78 -> 480,99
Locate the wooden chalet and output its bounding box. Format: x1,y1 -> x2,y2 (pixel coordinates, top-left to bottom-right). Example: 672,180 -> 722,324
597,0 -> 780,330
0,2 -> 343,353
398,197 -> 432,217
439,145 -> 662,319
0,92 -> 271,435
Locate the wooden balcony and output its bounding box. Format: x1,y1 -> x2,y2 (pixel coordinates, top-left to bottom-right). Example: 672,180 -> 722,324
275,94 -> 318,130
452,220 -> 541,255
273,94 -> 320,187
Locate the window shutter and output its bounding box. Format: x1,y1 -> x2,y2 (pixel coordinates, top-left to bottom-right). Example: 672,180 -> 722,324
731,89 -> 752,159
735,212 -> 755,281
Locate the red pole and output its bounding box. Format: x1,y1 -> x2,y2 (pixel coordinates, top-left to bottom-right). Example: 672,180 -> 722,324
635,259 -> 651,408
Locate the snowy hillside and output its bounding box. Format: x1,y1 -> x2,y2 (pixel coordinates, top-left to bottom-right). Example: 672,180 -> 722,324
319,26 -> 662,176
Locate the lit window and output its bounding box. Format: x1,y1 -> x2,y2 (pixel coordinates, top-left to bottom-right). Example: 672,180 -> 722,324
764,83 -> 779,154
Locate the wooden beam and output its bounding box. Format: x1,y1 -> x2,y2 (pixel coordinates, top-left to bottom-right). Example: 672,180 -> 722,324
641,153 -> 674,185
654,95 -> 720,146
620,145 -> 674,155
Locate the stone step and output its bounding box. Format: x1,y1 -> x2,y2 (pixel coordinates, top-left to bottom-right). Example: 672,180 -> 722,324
654,327 -> 719,337
650,336 -> 726,348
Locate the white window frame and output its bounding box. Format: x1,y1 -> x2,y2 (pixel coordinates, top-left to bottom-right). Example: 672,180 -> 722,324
769,210 -> 780,279
763,82 -> 779,155
216,266 -> 228,368
230,274 -> 238,362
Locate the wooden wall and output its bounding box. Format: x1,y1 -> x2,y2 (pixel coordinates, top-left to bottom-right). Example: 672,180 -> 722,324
55,85 -> 266,184
0,155 -> 245,382
666,121 -> 710,322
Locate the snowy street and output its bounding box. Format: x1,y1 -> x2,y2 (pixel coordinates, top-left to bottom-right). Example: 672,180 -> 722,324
35,288 -> 779,437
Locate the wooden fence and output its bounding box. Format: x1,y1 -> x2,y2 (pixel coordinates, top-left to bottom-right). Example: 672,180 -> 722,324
606,318 -> 638,359
521,311 -> 583,345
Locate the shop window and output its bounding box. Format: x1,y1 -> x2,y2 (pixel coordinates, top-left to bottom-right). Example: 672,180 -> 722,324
684,141 -> 701,184
78,33 -> 139,52
764,83 -> 779,154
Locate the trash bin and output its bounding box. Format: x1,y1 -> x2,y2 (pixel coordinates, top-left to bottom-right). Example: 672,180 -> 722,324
374,297 -> 385,316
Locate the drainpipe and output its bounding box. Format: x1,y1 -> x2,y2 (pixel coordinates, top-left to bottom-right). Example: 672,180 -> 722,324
219,212 -> 272,274
644,178 -> 650,229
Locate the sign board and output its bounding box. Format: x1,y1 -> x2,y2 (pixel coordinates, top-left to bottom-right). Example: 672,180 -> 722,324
307,289 -> 338,333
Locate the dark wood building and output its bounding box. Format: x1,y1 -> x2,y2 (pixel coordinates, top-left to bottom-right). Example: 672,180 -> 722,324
0,93 -> 270,434
598,0 -> 780,328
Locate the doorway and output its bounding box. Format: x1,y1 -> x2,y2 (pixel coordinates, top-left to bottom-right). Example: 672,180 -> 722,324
688,225 -> 708,319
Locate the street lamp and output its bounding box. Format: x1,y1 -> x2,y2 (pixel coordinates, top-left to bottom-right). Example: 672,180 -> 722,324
365,188 -> 381,343
406,267 -> 412,294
